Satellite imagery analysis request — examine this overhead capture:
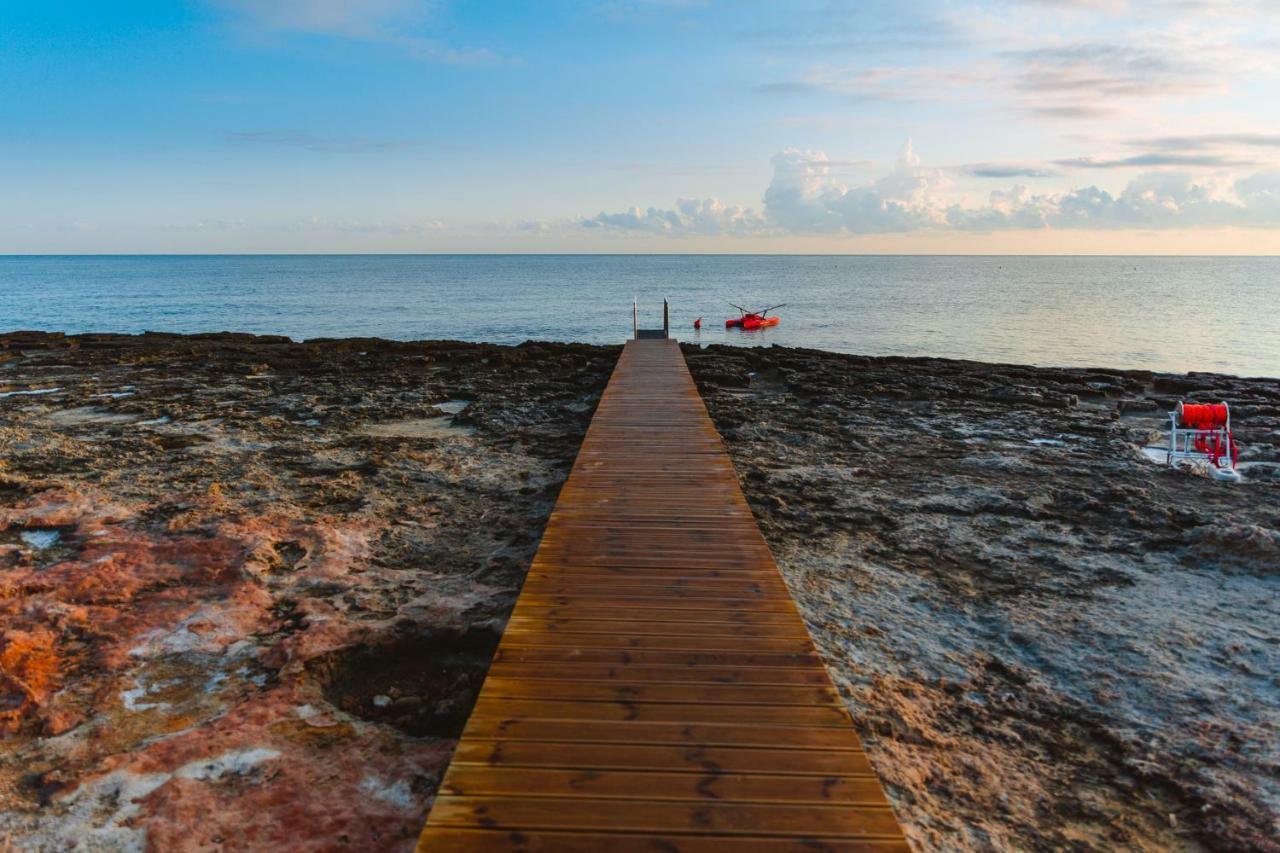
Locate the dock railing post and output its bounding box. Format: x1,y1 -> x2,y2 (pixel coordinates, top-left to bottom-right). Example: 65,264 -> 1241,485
663,298 -> 669,338
633,298 -> 638,340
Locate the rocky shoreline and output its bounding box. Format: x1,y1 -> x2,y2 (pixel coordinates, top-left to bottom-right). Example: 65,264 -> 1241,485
0,332 -> 615,850
686,344 -> 1280,852
1,332 -> 1277,851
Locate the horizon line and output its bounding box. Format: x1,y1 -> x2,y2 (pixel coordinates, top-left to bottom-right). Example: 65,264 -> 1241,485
4,252 -> 1280,259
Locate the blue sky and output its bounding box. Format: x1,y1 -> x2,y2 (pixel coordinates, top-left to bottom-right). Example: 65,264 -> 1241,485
2,0 -> 1279,252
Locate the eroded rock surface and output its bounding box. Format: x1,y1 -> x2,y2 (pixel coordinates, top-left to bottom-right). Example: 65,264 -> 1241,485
5,332 -> 1278,852
0,332 -> 615,851
686,344 -> 1280,853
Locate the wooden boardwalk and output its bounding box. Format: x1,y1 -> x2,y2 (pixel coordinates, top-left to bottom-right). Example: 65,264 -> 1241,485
418,339 -> 907,852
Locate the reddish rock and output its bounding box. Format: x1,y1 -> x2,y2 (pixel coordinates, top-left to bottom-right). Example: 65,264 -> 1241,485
0,333 -> 615,850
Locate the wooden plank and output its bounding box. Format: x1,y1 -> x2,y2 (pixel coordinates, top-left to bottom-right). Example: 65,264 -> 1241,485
505,605 -> 811,627
419,829 -> 910,853
450,741 -> 877,775
518,578 -> 791,594
475,677 -> 840,705
426,796 -> 902,837
522,566 -> 783,581
440,767 -> 890,804
417,339 -> 905,849
484,662 -> 834,686
514,595 -> 799,611
500,618 -> 814,639
491,647 -> 825,668
498,632 -> 814,653
459,719 -> 869,751
459,698 -> 852,727
517,588 -> 793,602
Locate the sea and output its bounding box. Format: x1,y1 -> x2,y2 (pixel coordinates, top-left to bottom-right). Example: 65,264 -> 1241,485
2,255 -> 1277,377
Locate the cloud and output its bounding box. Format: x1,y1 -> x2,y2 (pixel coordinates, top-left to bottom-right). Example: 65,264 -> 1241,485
586,145 -> 1280,237
582,198 -> 764,236
738,4 -> 957,54
1130,133 -> 1280,152
1055,153 -> 1258,169
385,37 -> 502,66
752,81 -> 818,96
206,0 -> 503,65
1044,171 -> 1259,228
744,0 -> 1279,128
961,163 -> 1060,178
1005,42 -> 1223,119
1234,171 -> 1280,217
226,130 -> 423,153
1088,134 -> 1280,171
208,0 -> 423,39
763,142 -> 956,233
1023,0 -> 1126,7
754,64 -> 983,103
1026,104 -> 1113,120
1010,44 -> 1208,95
999,22 -> 1278,118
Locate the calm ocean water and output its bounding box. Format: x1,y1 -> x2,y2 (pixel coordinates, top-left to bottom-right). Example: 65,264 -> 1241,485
2,255 -> 1277,376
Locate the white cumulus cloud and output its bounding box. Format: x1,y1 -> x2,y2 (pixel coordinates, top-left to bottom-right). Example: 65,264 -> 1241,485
764,142 -> 953,233
582,198 -> 764,235
584,144 -> 1280,238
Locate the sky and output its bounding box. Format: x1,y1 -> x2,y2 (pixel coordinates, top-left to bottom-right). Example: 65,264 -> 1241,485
2,0 -> 1279,253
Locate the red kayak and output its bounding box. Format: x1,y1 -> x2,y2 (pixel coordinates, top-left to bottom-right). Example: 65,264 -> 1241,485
726,303 -> 785,330
726,313 -> 780,330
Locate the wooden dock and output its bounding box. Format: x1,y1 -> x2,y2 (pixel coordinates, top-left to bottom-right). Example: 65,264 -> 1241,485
417,339 -> 908,851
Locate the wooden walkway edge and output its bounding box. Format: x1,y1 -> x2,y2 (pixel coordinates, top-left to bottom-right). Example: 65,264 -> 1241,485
417,339 -> 908,852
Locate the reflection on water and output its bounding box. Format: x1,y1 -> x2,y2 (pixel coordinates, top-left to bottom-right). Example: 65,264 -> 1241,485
1,255 -> 1277,376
